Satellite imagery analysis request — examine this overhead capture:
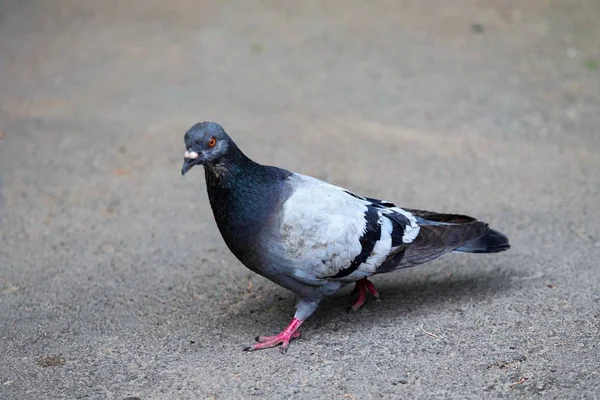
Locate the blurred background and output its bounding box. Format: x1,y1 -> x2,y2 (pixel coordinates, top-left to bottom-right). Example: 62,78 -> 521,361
0,1 -> 599,398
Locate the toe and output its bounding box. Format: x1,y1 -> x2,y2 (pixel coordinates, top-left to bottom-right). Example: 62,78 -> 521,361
255,335 -> 271,343
350,302 -> 364,313
245,340 -> 278,351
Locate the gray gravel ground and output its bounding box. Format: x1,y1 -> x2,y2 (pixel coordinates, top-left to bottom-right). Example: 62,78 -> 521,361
1,1 -> 599,399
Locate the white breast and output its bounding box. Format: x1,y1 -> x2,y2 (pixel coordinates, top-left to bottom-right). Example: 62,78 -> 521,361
279,174 -> 365,275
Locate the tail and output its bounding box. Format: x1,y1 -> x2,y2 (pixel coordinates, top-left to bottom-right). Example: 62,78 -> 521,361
454,228 -> 510,254
378,209 -> 511,272
402,209 -> 511,254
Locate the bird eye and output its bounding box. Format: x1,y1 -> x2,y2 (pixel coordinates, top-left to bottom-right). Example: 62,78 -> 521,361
208,137 -> 217,148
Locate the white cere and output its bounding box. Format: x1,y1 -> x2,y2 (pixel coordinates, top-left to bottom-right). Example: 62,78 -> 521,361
184,150 -> 199,160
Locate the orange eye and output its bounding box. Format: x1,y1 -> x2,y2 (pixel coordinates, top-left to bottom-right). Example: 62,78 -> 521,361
208,137 -> 217,148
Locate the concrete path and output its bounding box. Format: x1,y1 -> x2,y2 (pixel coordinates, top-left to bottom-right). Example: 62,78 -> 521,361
1,1 -> 599,398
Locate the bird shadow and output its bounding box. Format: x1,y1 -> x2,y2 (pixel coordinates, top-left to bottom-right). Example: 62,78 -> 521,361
218,264 -> 516,336
316,266 -> 514,325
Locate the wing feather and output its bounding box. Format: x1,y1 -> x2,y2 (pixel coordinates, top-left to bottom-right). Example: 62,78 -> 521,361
275,174 -> 431,283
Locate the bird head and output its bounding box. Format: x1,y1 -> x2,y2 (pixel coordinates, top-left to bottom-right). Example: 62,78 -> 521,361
181,122 -> 232,175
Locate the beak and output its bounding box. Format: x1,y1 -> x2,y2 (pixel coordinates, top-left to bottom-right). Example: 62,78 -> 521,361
181,150 -> 201,175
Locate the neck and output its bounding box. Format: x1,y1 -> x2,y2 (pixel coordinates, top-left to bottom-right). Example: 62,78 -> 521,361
203,144 -> 255,189
200,147 -> 291,258
202,149 -> 270,261
202,144 -> 260,227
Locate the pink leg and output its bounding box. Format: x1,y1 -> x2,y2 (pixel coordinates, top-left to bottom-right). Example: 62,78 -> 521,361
363,279 -> 380,300
244,318 -> 303,354
351,281 -> 367,312
350,278 -> 381,312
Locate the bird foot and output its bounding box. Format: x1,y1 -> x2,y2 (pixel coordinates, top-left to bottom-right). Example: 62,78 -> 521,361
243,318 -> 303,353
350,278 -> 380,312
255,331 -> 302,343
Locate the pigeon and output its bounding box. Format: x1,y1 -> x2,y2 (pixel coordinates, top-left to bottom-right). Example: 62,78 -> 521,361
181,122 -> 510,353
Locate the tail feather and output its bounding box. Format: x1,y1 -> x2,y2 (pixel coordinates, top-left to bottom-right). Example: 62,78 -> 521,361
454,228 -> 510,254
